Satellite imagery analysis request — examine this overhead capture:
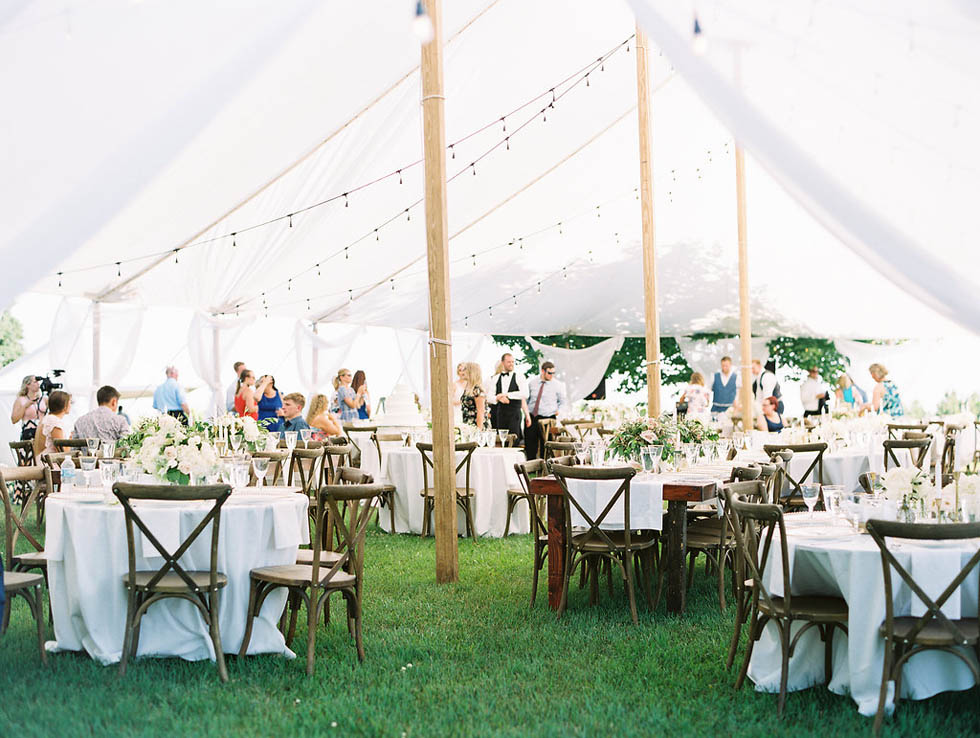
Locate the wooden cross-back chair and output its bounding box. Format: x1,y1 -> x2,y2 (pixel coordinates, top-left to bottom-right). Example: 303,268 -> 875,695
941,425 -> 964,476
8,441 -> 37,507
322,444 -> 353,486
726,492 -> 848,716
53,438 -> 88,452
544,441 -> 577,460
0,465 -> 50,661
882,438 -> 931,471
250,450 -> 289,486
513,459 -> 549,606
887,423 -> 928,440
417,442 -> 477,538
550,463 -> 658,625
762,443 -> 827,511
568,422 -> 603,441
240,480 -> 394,674
533,419 -> 557,459
370,432 -> 405,531
865,519 -> 980,734
294,466 -> 371,577
112,482 -> 232,682
342,424 -> 376,467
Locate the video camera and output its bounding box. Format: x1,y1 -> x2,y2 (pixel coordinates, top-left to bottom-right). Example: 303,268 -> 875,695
34,370 -> 65,395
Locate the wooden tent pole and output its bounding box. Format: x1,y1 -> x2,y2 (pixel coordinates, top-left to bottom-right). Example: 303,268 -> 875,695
734,51 -> 753,431
421,0 -> 459,583
635,25 -> 661,417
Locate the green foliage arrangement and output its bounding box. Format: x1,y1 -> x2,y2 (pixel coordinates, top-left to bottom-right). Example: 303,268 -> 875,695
0,311 -> 24,367
607,415 -> 678,463
677,417 -> 720,444
765,337 -> 849,382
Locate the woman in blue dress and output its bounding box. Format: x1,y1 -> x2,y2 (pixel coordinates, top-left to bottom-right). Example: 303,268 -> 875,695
333,368 -> 360,423
352,370 -> 371,420
257,374 -> 284,432
867,363 -> 903,417
755,396 -> 785,432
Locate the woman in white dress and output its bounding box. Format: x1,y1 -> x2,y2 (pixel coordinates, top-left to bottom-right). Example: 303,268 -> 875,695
451,363 -> 467,425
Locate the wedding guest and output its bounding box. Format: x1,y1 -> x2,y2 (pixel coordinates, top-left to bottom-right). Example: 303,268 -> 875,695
865,363 -> 903,417
451,363 -> 467,425
10,375 -> 46,441
710,356 -> 738,413
234,369 -> 262,420
351,370 -> 372,420
257,375 -> 284,432
306,393 -> 343,437
835,374 -> 858,407
72,385 -> 130,441
751,359 -> 783,414
225,361 -> 245,412
487,353 -> 528,442
34,390 -> 72,457
152,366 -> 190,423
800,367 -> 831,417
460,362 -> 491,430
680,372 -> 710,415
525,361 -> 567,459
755,395 -> 785,433
333,368 -> 362,423
281,393 -> 310,432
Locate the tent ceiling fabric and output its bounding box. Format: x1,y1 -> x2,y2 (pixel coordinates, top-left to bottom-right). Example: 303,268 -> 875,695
2,0 -> 976,340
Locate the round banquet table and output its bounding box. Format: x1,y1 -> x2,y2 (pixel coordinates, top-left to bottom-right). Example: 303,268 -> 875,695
352,431 -> 406,484
381,447 -> 527,537
747,512 -> 980,716
44,487 -> 309,665
785,447 -> 913,493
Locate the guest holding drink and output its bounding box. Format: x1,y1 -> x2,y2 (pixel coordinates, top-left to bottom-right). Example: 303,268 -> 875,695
10,375 -> 46,441
225,361 -> 245,412
334,368 -> 361,422
306,393 -> 343,437
33,390 -> 72,457
755,396 -> 785,432
234,369 -> 263,421
257,375 -> 284,432
351,370 -> 371,420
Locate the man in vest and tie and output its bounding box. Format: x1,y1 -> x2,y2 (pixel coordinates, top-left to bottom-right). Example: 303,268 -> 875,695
710,355 -> 739,414
525,361 -> 568,459
487,353 -> 529,443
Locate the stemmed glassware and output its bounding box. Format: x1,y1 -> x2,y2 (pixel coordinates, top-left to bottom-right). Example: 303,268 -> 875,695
682,443 -> 698,469
266,431 -> 281,452
300,428 -> 312,448
228,432 -> 241,455
284,431 -> 298,454
85,438 -> 100,456
573,442 -> 588,466
801,484 -> 821,519
252,457 -> 270,488
497,429 -> 509,448
215,438 -> 228,457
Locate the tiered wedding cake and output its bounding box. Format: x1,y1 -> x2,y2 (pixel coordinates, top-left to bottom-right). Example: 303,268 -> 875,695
376,384 -> 426,427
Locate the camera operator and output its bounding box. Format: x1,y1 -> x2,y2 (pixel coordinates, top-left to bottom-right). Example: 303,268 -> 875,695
10,375 -> 47,441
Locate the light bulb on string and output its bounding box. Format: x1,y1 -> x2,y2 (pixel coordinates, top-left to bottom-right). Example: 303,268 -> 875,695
505,137 -> 509,151
288,213 -> 293,228
344,193 -> 349,207
348,289 -> 353,303
692,15 -> 707,55
512,295 -> 518,307
518,238 -> 524,251
562,267 -> 567,279
464,316 -> 469,328
596,205 -> 601,219
345,246 -> 350,259
375,229 -> 379,241
585,74 -> 590,87
390,279 -> 395,291
232,233 -> 237,247
398,170 -> 403,185
472,254 -> 477,267
488,306 -> 493,318
558,222 -> 563,235
542,108 -> 547,123
405,208 -> 411,222
317,263 -> 321,277
57,272 -> 63,288
471,162 -> 476,176
412,0 -> 434,43
501,117 -> 506,133
306,298 -> 311,312
116,262 -> 121,277
174,249 -> 179,264
536,282 -> 541,294
288,279 -> 292,291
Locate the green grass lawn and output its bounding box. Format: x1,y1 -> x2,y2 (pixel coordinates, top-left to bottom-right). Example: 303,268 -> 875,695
1,526 -> 977,737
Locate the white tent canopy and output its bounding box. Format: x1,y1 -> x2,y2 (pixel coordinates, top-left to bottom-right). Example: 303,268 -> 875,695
2,1 -> 978,339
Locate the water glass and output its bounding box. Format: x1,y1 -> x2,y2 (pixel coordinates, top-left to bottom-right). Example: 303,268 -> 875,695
641,445 -> 663,473
101,440 -> 116,458
284,431 -> 298,452
85,438 -> 100,456
801,484 -> 821,518
252,457 -> 270,487
232,461 -> 250,489
122,461 -> 140,483
589,445 -> 605,467
823,486 -> 843,521
99,460 -> 119,489
229,434 -> 242,453
79,456 -> 97,473
300,428 -> 312,448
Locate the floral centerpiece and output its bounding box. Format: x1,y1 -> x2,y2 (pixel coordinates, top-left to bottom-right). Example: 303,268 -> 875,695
881,467 -> 934,521
213,413 -> 269,453
678,417 -> 720,445
959,473 -> 980,520
608,414 -> 677,463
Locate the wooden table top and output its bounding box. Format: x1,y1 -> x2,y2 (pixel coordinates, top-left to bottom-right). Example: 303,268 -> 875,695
529,474 -> 717,502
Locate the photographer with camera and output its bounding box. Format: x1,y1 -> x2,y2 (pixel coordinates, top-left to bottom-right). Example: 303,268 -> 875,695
10,375 -> 47,441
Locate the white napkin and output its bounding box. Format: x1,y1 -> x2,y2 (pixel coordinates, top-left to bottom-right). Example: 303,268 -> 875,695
135,506 -> 182,559
909,546 -> 962,619
272,499 -> 303,549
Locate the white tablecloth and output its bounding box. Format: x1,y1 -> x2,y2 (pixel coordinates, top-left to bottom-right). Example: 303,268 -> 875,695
785,448 -> 911,493
748,512 -> 980,716
565,474 -> 665,530
381,447 -> 526,537
45,488 -> 309,665
353,431 -> 406,484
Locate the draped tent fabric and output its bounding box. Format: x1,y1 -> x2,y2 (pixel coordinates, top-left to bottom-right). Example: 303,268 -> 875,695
1,0 -> 978,353
526,335 -> 624,402
293,321 -> 366,401
187,312 -> 249,416
675,336 -> 769,381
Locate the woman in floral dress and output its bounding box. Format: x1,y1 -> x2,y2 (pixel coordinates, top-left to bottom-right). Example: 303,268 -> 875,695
459,362 -> 491,429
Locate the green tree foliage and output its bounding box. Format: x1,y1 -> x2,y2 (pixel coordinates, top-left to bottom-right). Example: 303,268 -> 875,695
0,311 -> 24,367
765,337 -> 849,382
936,390 -> 963,416
490,334 -> 693,395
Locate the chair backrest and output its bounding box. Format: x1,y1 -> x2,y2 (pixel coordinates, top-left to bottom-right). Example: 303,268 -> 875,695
544,441 -> 576,459
287,447 -> 326,497
0,465 -> 47,562
763,443 -> 827,497
866,519 -> 980,647
53,438 -> 89,451
883,438 -> 931,470
551,463 -> 638,551
500,433 -> 518,448
546,454 -> 578,473
342,425 -> 377,455
250,450 -> 289,485
8,441 -> 34,467
942,429 -> 959,475
569,422 -> 602,441
112,482 -> 231,593
514,459 -> 548,536
902,431 -> 930,441
416,442 -> 477,494
725,490 -> 791,614
888,423 -> 928,440
370,432 -> 405,473
311,482 -> 394,585
322,444 -> 353,486
729,465 -> 761,483
597,428 -> 615,438
334,466 -> 374,485
40,450 -> 80,469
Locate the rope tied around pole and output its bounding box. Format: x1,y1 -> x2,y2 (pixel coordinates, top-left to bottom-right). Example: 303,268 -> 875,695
420,94 -> 447,102
428,336 -> 452,357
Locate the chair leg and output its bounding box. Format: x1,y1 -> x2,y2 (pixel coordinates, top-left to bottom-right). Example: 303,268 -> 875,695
285,592 -> 300,647
209,592 -> 228,683
588,558 -> 599,606
239,579 -> 259,658
348,590 -> 364,662
306,590 -> 318,676
687,552 -> 697,589
504,496 -> 513,537
557,556 -> 574,620
623,552 -> 639,625
873,639 -> 892,734
463,497 -> 476,539
726,591 -> 746,670
28,586 -> 47,665
735,613 -> 759,691
777,622 -> 790,717
1,595 -> 10,635
717,549 -> 727,611
823,625 -> 835,687
421,497 -> 431,537
119,588 -> 136,676
530,543 -> 542,607
388,494 -> 396,535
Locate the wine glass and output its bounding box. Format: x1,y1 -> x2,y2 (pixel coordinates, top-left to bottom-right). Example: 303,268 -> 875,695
251,457 -> 270,488
85,438 -> 100,456
215,438 -> 228,457
573,442 -> 588,466
682,443 -> 698,469
497,429 -> 509,448
300,428 -> 312,448
266,432 -> 280,451
229,433 -> 241,454
284,431 -> 298,454
801,484 -> 821,519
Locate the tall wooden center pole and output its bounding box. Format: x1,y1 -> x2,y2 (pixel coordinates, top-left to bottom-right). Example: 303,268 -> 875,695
420,0 -> 459,582
635,26 -> 661,417
734,51 -> 753,431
